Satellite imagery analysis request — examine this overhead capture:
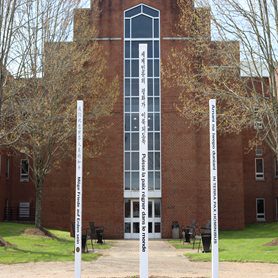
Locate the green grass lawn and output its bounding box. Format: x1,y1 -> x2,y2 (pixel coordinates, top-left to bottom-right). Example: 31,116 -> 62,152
0,222 -> 110,264
169,222 -> 278,263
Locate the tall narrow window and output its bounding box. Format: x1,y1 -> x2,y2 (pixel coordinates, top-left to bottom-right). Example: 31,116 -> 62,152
255,158 -> 264,180
124,4 -> 161,192
6,158 -> 10,179
20,159 -> 29,182
274,158 -> 278,178
256,198 -> 265,221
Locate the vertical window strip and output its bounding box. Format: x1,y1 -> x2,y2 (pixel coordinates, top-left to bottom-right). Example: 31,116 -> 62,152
124,5 -> 160,191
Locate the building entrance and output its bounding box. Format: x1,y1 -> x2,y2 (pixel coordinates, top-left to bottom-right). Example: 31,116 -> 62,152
124,199 -> 161,239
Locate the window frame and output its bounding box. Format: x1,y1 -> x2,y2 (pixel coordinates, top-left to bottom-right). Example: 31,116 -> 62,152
20,159 -> 29,182
255,158 -> 264,181
256,198 -> 265,221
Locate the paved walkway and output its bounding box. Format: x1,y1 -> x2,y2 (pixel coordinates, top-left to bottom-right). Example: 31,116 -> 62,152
1,240 -> 278,277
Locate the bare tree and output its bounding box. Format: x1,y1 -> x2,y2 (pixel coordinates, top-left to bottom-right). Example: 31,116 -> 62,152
165,0 -> 278,154
0,0 -> 28,247
1,0 -> 119,229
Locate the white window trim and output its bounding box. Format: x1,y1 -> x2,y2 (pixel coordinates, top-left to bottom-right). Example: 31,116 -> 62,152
254,121 -> 263,130
255,148 -> 263,157
255,158 -> 264,181
254,107 -> 263,130
256,198 -> 265,221
20,159 -> 29,182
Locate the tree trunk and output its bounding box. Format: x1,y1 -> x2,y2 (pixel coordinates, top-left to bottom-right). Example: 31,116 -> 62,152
0,236 -> 11,247
35,179 -> 43,228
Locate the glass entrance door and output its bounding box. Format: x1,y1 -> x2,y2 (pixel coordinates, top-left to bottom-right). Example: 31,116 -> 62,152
124,199 -> 161,239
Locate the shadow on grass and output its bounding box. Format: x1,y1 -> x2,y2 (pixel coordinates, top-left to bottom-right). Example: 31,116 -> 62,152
220,223 -> 278,240
0,222 -> 33,237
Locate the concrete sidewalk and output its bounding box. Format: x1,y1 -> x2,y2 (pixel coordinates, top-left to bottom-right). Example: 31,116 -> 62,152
1,240 -> 278,277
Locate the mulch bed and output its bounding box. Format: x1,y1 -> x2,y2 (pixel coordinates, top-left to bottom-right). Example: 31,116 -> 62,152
23,227 -> 59,240
23,228 -> 48,237
264,238 -> 278,246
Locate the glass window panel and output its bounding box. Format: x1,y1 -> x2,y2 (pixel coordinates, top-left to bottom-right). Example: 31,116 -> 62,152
148,114 -> 153,131
125,98 -> 130,112
154,200 -> 161,217
148,78 -> 153,96
154,41 -> 159,58
125,222 -> 131,233
148,152 -> 153,170
148,222 -> 153,233
125,152 -> 130,170
133,201 -> 139,218
148,201 -> 152,217
143,6 -> 159,17
125,79 -> 130,96
125,6 -> 141,18
131,15 -> 152,38
125,60 -> 130,77
125,41 -> 130,58
154,78 -> 160,96
256,159 -> 263,173
155,133 -> 160,150
131,98 -> 139,112
154,19 -> 159,37
131,152 -> 139,170
148,133 -> 153,150
125,114 -> 130,131
155,113 -> 160,131
154,97 -> 159,112
131,172 -> 139,190
125,199 -> 131,217
132,42 -> 139,58
155,172 -> 160,190
125,133 -> 130,150
132,60 -> 139,77
148,41 -> 153,58
155,222 -> 161,233
131,113 -> 139,131
131,133 -> 139,150
155,152 -> 160,170
125,172 -> 130,190
132,79 -> 139,96
125,19 -> 130,37
148,60 -> 153,77
154,60 -> 159,77
21,160 -> 28,175
148,171 -> 154,190
148,97 -> 153,112
257,199 -> 264,214
133,222 -> 140,233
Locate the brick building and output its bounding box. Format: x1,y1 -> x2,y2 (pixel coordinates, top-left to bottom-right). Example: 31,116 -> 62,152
1,0 -> 278,238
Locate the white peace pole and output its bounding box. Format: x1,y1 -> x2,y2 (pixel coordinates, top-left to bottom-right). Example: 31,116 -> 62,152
139,44 -> 148,278
209,99 -> 219,278
75,100 -> 84,278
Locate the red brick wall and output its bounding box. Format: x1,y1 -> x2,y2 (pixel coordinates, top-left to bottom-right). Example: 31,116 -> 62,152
38,0 -> 276,238
242,131 -> 277,224
0,153 -> 35,221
